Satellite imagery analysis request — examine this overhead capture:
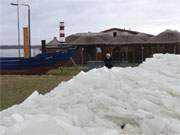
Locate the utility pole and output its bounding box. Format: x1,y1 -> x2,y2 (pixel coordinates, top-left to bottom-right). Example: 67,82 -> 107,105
28,5 -> 31,57
11,2 -> 31,57
26,4 -> 31,57
17,0 -> 21,57
11,0 -> 21,57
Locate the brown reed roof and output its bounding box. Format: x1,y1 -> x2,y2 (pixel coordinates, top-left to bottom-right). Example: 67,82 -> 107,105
66,34 -> 80,43
112,34 -> 145,43
46,37 -> 59,46
67,33 -> 150,45
66,29 -> 180,45
101,28 -> 139,35
71,35 -> 106,45
148,30 -> 180,43
96,34 -> 113,42
101,28 -> 154,37
136,33 -> 152,41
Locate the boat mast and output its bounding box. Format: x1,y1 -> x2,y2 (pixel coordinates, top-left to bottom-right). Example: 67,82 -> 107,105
17,0 -> 21,57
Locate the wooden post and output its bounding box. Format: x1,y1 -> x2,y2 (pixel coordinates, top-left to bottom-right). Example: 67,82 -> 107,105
95,47 -> 98,61
23,27 -> 30,58
81,47 -> 84,65
174,45 -> 176,54
141,46 -> 144,62
133,48 -> 135,64
126,46 -> 128,64
41,40 -> 46,53
96,51 -> 98,61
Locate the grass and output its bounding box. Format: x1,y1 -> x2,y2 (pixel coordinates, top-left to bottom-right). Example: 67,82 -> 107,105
47,67 -> 81,76
0,67 -> 81,111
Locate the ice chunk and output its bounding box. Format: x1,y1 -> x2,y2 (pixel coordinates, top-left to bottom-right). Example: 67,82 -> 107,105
1,54 -> 180,135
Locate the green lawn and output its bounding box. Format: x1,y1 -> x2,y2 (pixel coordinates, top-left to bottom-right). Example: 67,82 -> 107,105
0,67 -> 80,111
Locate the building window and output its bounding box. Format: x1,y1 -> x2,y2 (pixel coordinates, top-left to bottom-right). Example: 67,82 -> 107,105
113,32 -> 117,37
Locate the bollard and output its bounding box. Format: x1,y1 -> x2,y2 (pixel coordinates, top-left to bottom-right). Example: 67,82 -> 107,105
41,40 -> 46,54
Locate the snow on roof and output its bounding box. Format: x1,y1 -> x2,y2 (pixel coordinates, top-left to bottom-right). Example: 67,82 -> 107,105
1,54 -> 180,135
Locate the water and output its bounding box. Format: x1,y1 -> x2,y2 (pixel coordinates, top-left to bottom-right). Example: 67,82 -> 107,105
0,49 -> 41,57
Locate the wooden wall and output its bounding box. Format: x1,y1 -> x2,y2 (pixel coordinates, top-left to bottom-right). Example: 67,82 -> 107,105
71,43 -> 180,65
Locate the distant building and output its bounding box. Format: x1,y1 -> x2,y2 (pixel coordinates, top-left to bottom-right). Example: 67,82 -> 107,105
45,37 -> 71,52
65,28 -> 180,65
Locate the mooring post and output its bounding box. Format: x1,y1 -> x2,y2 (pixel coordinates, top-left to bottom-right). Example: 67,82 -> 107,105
41,40 -> 46,54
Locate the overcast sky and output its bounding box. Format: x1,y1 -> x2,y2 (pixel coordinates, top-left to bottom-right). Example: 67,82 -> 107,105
0,0 -> 180,45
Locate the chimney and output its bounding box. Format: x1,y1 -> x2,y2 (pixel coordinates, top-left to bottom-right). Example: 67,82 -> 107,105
59,22 -> 65,43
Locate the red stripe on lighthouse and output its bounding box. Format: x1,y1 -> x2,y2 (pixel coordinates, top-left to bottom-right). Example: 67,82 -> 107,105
59,22 -> 65,42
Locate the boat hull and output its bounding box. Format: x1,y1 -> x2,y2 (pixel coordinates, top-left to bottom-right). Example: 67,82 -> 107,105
0,62 -> 63,75
0,48 -> 75,75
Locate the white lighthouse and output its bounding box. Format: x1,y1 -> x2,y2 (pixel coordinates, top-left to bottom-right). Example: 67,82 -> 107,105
59,22 -> 65,43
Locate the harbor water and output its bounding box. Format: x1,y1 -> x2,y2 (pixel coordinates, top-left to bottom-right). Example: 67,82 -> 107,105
0,49 -> 41,57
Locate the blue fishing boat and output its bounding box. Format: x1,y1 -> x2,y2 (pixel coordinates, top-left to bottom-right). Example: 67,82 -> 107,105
0,48 -> 75,75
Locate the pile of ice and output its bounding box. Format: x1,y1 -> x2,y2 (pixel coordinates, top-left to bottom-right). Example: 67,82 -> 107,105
1,54 -> 180,135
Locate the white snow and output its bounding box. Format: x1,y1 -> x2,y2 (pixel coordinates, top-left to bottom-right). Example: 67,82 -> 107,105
0,53 -> 180,135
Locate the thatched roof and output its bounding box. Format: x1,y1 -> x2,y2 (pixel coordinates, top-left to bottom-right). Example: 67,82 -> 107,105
136,33 -> 152,41
66,29 -> 180,45
101,28 -> 154,37
149,30 -> 180,43
101,28 -> 139,35
98,33 -> 150,43
66,34 -> 80,43
67,33 -> 150,45
96,34 -> 113,43
71,35 -> 106,45
47,37 -> 59,46
112,34 -> 145,43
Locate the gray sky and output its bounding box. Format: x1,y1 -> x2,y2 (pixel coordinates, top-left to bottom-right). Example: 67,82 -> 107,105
0,0 -> 180,45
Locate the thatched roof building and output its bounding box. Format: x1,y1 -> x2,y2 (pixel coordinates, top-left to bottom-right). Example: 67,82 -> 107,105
66,28 -> 180,45
45,28 -> 180,65
64,28 -> 180,65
